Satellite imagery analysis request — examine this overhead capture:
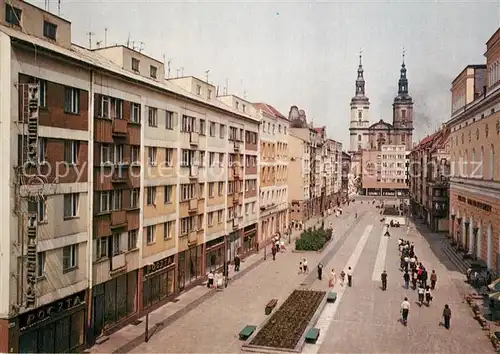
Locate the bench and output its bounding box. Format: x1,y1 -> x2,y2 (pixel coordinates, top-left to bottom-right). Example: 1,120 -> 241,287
305,328 -> 320,344
239,325 -> 257,340
327,292 -> 337,303
265,299 -> 278,315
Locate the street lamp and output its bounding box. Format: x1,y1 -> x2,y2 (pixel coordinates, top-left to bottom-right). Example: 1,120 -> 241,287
451,214 -> 456,240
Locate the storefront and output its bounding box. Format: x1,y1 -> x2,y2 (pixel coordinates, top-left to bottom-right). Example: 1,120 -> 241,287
205,237 -> 225,274
177,245 -> 203,291
243,225 -> 257,255
17,291 -> 86,353
91,271 -> 138,339
227,230 -> 242,262
142,255 -> 175,309
382,189 -> 396,197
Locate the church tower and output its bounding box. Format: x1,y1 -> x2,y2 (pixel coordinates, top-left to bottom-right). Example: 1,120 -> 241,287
392,50 -> 414,150
349,53 -> 371,152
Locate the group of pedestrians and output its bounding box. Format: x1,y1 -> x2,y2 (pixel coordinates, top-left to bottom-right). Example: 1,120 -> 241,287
320,266 -> 353,288
396,238 -> 451,329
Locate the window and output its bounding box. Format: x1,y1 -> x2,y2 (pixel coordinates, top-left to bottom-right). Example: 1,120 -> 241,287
28,198 -> 46,223
243,104 -> 246,112
208,212 -> 214,226
236,102 -> 239,109
146,225 -> 155,244
5,4 -> 21,26
131,146 -> 140,164
64,140 -> 79,164
112,234 -> 121,256
180,184 -> 196,201
63,193 -> 79,218
62,245 -> 77,270
99,190 -> 122,212
148,147 -> 157,165
490,145 -> 495,180
148,107 -> 158,127
218,182 -> 224,196
130,188 -> 139,208
36,79 -> 47,108
38,138 -> 46,164
180,216 -> 195,234
209,122 -> 216,136
165,111 -> 173,129
147,187 -> 156,205
196,85 -> 202,95
131,103 -> 141,123
132,58 -> 140,71
209,152 -> 215,166
217,209 -> 223,223
181,115 -> 196,132
199,119 -> 206,135
43,21 -> 57,40
181,149 -> 195,166
150,65 -> 157,79
128,230 -> 138,250
164,185 -> 172,204
164,221 -> 174,240
208,89 -> 212,99
165,148 -> 174,166
114,145 -> 124,164
209,182 -> 214,197
220,124 -> 225,139
64,87 -> 80,114
110,98 -> 123,119
37,252 -> 45,278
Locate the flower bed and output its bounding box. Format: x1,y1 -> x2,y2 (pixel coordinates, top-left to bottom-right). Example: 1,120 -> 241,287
295,227 -> 333,251
249,290 -> 325,349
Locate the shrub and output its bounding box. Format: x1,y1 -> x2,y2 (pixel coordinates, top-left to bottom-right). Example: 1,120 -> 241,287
295,227 -> 332,251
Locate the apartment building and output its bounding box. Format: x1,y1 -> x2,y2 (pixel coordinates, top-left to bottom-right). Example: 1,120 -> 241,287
341,152 -> 352,197
0,1 -> 261,351
287,133 -> 310,223
254,103 -> 289,245
447,28 -> 500,271
409,127 -> 450,232
361,145 -> 410,197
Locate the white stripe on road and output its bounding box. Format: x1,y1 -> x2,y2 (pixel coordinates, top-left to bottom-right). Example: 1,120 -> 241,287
372,229 -> 389,281
303,225 -> 374,354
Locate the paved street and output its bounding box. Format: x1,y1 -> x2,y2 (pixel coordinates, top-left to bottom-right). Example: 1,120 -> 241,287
93,201 -> 493,353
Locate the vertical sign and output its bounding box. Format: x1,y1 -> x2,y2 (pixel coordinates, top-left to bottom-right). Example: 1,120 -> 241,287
25,214 -> 37,307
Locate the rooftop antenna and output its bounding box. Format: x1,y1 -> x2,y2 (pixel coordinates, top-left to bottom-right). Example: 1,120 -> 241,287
224,78 -> 228,95
167,59 -> 171,79
138,41 -> 145,53
205,70 -> 210,83
86,31 -> 95,49
243,90 -> 247,99
176,68 -> 180,78
58,0 -> 61,16
104,28 -> 108,47
96,40 -> 102,48
132,41 -> 136,50
180,67 -> 184,76
44,0 -> 48,11
126,33 -> 131,48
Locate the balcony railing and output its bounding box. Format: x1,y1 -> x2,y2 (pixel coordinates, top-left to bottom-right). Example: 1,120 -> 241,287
111,166 -> 129,184
112,118 -> 128,136
188,231 -> 197,245
233,192 -> 239,204
110,253 -> 126,271
232,217 -> 239,229
234,140 -> 240,152
111,210 -> 127,229
190,132 -> 199,145
233,166 -> 240,178
188,198 -> 198,212
190,165 -> 199,179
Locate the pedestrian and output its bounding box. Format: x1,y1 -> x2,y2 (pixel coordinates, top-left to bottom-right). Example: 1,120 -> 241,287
404,254 -> 410,273
347,266 -> 353,287
271,244 -> 277,261
381,270 -> 387,290
425,286 -> 433,306
207,271 -> 214,288
303,258 -> 308,274
418,284 -> 425,305
412,270 -> 418,290
298,261 -> 303,274
329,268 -> 336,288
234,254 -> 240,272
442,304 -> 451,329
422,267 -> 428,288
317,263 -> 323,280
430,270 -> 437,290
280,239 -> 286,252
275,238 -> 280,252
340,270 -> 346,286
403,271 -> 410,289
400,297 -> 410,326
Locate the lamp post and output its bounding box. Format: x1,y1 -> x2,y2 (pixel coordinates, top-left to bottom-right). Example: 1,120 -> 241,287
450,214 -> 456,240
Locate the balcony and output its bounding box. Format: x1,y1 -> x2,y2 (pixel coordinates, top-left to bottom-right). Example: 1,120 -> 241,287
232,217 -> 240,229
234,140 -> 240,152
112,118 -> 128,136
110,253 -> 126,272
188,231 -> 197,245
233,166 -> 240,179
188,198 -> 198,212
111,210 -> 127,229
190,132 -> 199,145
232,192 -> 239,204
190,165 -> 199,179
111,165 -> 129,184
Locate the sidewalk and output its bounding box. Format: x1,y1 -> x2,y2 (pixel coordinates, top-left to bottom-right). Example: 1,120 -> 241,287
88,212 -> 331,353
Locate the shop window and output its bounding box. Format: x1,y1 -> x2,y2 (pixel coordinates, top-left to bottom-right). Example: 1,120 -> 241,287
70,311 -> 85,349
104,279 -> 117,327
116,274 -> 128,321
54,317 -> 70,353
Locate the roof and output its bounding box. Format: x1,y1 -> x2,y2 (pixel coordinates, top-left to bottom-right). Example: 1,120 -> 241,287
254,103 -> 287,120
412,128 -> 448,153
368,119 -> 393,130
0,24 -> 260,124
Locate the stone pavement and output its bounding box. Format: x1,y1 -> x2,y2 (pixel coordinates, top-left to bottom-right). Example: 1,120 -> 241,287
87,210 -> 346,353
312,204 -> 494,354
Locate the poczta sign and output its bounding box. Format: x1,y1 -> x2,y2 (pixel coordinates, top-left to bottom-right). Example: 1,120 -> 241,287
144,255 -> 174,277
20,292 -> 84,329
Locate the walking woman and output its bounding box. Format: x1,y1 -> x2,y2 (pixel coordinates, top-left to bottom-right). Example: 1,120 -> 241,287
442,304 -> 451,329
329,268 -> 336,288
425,286 -> 433,306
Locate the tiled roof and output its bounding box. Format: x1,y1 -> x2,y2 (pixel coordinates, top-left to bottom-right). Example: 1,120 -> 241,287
254,103 -> 287,120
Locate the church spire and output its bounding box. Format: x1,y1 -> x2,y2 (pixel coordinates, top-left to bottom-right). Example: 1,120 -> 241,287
398,48 -> 408,95
355,51 -> 365,96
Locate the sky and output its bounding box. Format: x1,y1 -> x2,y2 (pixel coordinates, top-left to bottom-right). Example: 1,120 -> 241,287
29,0 -> 500,146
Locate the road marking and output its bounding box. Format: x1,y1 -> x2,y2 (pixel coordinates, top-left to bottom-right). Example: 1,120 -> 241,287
303,225 -> 373,354
372,229 -> 389,281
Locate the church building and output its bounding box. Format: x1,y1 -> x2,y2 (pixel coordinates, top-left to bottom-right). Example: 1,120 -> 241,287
348,53 -> 414,197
